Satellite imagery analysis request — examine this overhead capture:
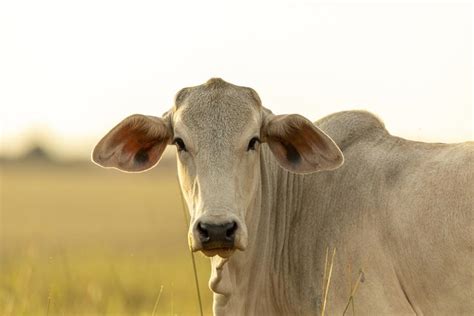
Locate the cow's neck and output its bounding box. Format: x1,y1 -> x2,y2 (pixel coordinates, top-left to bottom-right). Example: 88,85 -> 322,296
210,145 -> 320,314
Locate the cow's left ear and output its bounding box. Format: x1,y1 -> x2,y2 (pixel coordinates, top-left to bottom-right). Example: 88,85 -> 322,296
262,114 -> 344,174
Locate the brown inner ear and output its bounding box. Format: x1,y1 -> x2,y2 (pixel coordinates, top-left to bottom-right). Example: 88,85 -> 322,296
274,137 -> 302,165
111,124 -> 165,166
134,140 -> 162,164
281,123 -> 329,162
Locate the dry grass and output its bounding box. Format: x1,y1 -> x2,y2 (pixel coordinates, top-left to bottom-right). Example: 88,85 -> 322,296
342,269 -> 364,316
0,163 -> 213,315
319,247 -> 364,316
320,247 -> 336,316
1,162 -> 367,315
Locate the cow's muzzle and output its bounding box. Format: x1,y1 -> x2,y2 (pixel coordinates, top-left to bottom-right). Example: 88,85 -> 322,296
197,221 -> 237,250
190,215 -> 247,258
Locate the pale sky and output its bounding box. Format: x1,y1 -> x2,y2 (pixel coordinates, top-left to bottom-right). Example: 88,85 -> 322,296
0,1 -> 472,159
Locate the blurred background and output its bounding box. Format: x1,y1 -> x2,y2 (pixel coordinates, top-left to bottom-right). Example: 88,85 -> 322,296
0,1 -> 472,315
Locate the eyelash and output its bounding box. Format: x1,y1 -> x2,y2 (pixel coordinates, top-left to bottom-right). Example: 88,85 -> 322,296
173,137 -> 187,152
247,137 -> 260,151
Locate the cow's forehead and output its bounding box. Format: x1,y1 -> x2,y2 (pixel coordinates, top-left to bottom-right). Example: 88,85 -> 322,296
172,78 -> 262,140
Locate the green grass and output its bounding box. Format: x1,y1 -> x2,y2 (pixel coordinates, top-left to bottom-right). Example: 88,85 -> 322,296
0,163 -> 213,315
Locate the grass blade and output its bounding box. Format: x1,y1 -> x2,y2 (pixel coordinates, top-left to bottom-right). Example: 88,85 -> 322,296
342,269 -> 364,316
151,285 -> 164,316
321,248 -> 336,316
178,180 -> 204,316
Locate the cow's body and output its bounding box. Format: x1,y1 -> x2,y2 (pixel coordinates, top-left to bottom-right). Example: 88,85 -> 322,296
211,111 -> 473,315
93,79 -> 473,315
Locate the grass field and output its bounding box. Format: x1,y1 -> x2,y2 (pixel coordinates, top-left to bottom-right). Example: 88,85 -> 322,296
0,161 -> 213,315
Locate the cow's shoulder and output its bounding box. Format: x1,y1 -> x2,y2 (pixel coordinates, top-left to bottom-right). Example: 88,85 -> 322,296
315,110 -> 388,151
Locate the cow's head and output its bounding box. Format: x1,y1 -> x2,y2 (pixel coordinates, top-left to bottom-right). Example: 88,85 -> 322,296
92,78 -> 343,258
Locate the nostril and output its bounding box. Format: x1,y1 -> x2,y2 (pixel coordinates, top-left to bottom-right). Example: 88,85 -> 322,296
225,222 -> 238,240
197,222 -> 210,242
197,221 -> 238,246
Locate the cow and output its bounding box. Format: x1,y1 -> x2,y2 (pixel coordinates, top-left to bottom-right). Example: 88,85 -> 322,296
92,78 -> 473,315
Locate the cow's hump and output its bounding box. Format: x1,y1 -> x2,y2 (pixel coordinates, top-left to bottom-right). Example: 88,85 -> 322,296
315,110 -> 388,151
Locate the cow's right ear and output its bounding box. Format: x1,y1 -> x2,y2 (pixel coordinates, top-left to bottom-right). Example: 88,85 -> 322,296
92,114 -> 172,172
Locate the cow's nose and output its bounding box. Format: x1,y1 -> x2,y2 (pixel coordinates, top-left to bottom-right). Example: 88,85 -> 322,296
197,221 -> 237,249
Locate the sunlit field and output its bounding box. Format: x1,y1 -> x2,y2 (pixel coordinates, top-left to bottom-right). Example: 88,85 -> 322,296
0,160 -> 213,315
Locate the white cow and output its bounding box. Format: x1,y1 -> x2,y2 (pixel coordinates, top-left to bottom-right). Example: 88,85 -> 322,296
93,78 -> 473,315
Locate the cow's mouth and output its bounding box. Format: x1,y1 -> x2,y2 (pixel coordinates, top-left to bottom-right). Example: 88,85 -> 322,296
201,247 -> 235,258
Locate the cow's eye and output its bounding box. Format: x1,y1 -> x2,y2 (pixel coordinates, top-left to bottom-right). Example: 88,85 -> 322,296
173,138 -> 187,152
247,137 -> 260,151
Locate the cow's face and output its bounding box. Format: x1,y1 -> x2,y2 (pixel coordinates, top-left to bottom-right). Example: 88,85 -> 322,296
92,78 -> 343,258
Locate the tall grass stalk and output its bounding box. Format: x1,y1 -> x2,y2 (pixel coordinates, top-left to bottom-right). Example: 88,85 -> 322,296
321,247 -> 329,302
321,248 -> 336,316
177,181 -> 204,316
342,270 -> 364,316
151,285 -> 164,316
46,293 -> 52,316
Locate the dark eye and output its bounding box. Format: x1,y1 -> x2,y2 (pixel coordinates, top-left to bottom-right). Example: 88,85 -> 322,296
173,137 -> 187,152
247,137 -> 260,151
